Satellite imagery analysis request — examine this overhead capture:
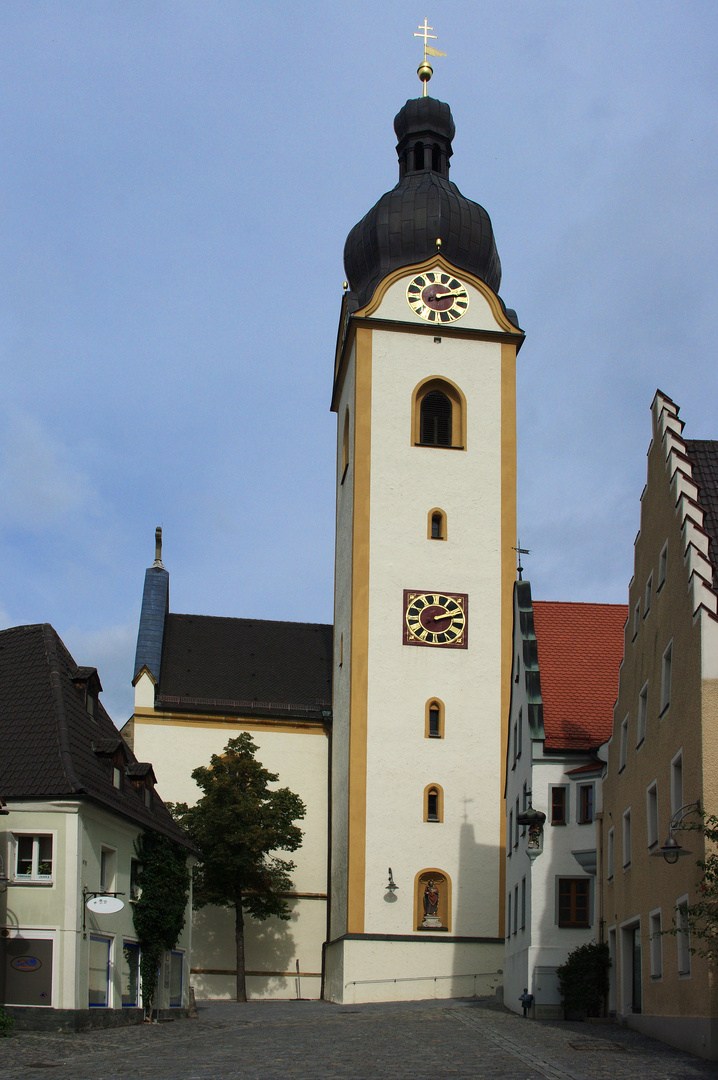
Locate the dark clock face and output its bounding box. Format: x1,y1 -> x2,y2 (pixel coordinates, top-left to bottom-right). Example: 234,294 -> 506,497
403,590 -> 468,648
406,272 -> 470,324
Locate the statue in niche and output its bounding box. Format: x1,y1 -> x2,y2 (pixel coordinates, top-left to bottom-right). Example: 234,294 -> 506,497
419,875 -> 445,929
423,879 -> 439,916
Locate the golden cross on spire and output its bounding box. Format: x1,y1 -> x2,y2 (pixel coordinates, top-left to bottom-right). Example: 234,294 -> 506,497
413,18 -> 446,96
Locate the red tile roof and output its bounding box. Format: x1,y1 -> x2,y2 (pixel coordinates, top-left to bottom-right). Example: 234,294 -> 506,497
532,602 -> 627,751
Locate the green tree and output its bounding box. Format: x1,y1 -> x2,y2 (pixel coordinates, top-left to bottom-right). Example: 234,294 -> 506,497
131,831 -> 191,1018
556,940 -> 610,1018
171,733 -> 306,1002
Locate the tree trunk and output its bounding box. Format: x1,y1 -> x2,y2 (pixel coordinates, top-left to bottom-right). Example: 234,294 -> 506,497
235,898 -> 246,1002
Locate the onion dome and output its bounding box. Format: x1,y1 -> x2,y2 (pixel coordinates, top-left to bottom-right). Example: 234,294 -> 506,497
344,96 -> 502,309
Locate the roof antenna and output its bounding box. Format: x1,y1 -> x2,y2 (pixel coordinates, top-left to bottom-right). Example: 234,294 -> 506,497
153,526 -> 164,569
513,539 -> 531,581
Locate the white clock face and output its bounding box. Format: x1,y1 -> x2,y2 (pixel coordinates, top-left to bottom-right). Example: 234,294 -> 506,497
406,272 -> 470,324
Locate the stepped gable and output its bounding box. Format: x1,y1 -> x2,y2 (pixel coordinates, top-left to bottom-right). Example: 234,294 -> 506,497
157,613 -> 333,719
0,623 -> 192,847
652,391 -> 718,617
532,601 -> 627,752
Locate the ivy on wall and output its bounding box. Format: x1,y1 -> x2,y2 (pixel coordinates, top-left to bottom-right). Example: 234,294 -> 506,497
131,831 -> 191,1016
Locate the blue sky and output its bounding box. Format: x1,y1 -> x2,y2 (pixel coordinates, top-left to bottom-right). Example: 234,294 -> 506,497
2,1 -> 717,723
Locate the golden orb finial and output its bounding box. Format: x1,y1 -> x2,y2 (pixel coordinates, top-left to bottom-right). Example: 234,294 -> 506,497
435,237 -> 442,249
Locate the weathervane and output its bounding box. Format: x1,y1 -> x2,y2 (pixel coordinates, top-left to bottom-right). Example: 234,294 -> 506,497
513,539 -> 531,581
414,18 -> 446,96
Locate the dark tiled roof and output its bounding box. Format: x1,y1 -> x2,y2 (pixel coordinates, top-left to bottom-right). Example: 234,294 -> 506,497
532,602 -> 627,751
685,440 -> 718,588
157,614 -> 332,718
0,624 -> 193,849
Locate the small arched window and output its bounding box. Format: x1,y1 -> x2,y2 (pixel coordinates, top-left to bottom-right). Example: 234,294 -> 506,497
421,391 -> 452,446
425,698 -> 445,739
341,409 -> 350,484
424,783 -> 444,822
414,141 -> 425,170
411,377 -> 466,450
427,508 -> 447,541
431,144 -> 441,172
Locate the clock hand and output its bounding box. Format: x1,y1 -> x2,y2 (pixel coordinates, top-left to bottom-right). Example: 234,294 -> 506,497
432,288 -> 466,299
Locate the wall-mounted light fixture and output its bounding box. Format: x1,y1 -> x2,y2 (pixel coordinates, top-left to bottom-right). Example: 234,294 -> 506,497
385,868 -> 398,893
650,800 -> 701,864
516,792 -> 546,851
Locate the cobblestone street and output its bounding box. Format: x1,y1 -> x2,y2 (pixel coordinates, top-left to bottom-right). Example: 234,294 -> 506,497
1,998 -> 717,1080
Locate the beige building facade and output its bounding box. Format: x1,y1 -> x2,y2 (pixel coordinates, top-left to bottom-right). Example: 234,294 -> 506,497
601,390 -> 718,1058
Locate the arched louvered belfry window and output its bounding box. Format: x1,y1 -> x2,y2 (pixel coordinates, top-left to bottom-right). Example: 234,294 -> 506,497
414,141 -> 425,170
431,143 -> 441,172
411,377 -> 467,450
420,391 -> 452,446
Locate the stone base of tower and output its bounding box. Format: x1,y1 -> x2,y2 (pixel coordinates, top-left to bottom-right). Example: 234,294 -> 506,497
323,935 -> 503,1004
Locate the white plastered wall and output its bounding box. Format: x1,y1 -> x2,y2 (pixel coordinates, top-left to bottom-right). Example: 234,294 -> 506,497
132,718 -> 328,999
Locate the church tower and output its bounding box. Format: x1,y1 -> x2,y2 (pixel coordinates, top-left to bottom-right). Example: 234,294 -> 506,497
324,64 -> 524,1002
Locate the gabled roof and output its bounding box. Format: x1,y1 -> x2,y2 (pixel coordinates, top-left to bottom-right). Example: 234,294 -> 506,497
684,440 -> 718,589
0,623 -> 193,848
156,614 -> 333,719
532,601 -> 627,751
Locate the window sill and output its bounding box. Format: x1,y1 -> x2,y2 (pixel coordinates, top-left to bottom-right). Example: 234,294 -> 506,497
414,443 -> 465,451
636,737 -> 645,751
648,840 -> 658,851
656,580 -> 665,595
623,862 -> 632,871
650,973 -> 663,981
618,765 -> 626,775
577,820 -> 594,826
551,821 -> 567,827
659,703 -> 670,720
11,878 -> 53,886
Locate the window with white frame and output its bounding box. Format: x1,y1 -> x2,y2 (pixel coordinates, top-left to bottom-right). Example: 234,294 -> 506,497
521,877 -> 527,930
637,683 -> 648,746
623,809 -> 632,868
671,751 -> 683,818
517,708 -> 523,758
508,810 -> 513,856
507,892 -> 512,939
649,910 -> 662,978
607,827 -> 614,880
619,716 -> 629,771
89,935 -> 112,1007
676,897 -> 691,975
646,781 -> 659,848
645,573 -> 653,617
515,797 -> 520,848
15,834 -> 53,881
660,642 -> 672,715
514,884 -> 519,934
100,847 -> 116,894
658,541 -> 668,591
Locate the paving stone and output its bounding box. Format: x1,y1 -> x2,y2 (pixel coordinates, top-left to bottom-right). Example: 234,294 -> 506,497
0,998 -> 716,1080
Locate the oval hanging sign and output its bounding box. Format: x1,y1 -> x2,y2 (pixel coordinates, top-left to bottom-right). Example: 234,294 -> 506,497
86,895 -> 124,914
11,955 -> 42,972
